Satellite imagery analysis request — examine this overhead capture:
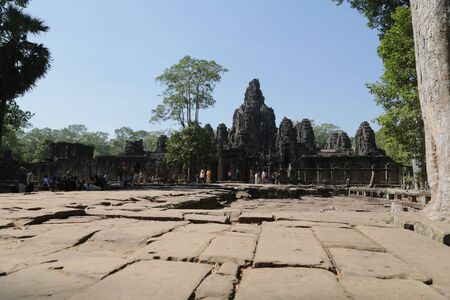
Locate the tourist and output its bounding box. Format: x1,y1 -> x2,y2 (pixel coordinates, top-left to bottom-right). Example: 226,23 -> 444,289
249,170 -> 254,184
42,175 -> 50,191
275,172 -> 280,185
206,169 -> 212,184
119,162 -> 127,187
26,171 -> 35,193
139,170 -> 144,184
17,167 -> 27,193
236,169 -> 240,181
228,170 -> 233,181
345,178 -> 351,187
132,170 -> 140,187
200,169 -> 206,184
255,172 -> 260,184
262,170 -> 267,184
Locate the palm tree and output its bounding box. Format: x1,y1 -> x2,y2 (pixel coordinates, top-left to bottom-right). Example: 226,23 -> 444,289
0,0 -> 51,150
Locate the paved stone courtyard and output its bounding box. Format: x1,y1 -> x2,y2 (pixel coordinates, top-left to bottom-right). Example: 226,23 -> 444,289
0,185 -> 449,299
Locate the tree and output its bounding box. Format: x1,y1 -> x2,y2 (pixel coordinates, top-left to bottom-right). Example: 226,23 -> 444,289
332,0 -> 410,34
367,7 -> 425,184
411,0 -> 450,220
151,56 -> 228,128
165,124 -> 215,181
312,122 -> 342,149
0,0 -> 51,150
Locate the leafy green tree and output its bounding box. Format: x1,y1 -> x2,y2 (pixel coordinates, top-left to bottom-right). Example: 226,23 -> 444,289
367,7 -> 425,175
312,122 -> 342,149
165,124 -> 215,181
332,0 -> 409,34
0,0 -> 51,149
151,56 -> 228,128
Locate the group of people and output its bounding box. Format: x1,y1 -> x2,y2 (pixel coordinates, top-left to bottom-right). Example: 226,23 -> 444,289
42,174 -> 108,192
118,162 -> 145,187
17,167 -> 35,193
252,170 -> 281,185
16,167 -> 110,193
198,169 -> 213,184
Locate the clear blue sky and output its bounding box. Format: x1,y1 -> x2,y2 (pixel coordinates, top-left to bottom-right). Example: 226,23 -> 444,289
20,0 -> 384,137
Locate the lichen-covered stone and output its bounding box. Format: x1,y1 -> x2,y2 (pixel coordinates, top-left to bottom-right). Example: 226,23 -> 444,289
155,135 -> 168,153
276,118 -> 298,168
229,79 -> 277,156
296,119 -> 316,153
326,131 -> 352,152
354,122 -> 383,156
124,140 -> 145,156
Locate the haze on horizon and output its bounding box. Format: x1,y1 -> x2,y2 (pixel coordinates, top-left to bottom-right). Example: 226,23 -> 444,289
20,0 -> 383,136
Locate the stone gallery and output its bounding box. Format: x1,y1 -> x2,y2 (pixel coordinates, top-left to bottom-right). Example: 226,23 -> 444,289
15,79 -> 404,186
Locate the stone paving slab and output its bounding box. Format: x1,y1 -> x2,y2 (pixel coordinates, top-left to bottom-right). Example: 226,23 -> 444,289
85,208 -> 184,221
1,188 -> 449,299
184,213 -> 230,224
313,227 -> 385,251
134,231 -> 216,262
340,277 -> 447,300
253,223 -> 331,269
195,273 -> 236,300
199,232 -> 258,266
391,212 -> 450,246
329,248 -> 431,282
69,260 -> 212,300
238,212 -> 274,224
357,225 -> 450,297
235,268 -> 348,300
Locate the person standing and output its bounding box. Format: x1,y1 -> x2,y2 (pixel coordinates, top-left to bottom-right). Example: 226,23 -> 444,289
255,172 -> 260,185
262,170 -> 267,184
236,169 -> 240,181
200,169 -> 206,184
26,171 -> 35,193
206,169 -> 212,184
17,167 -> 27,193
119,162 -> 127,187
227,170 -> 233,181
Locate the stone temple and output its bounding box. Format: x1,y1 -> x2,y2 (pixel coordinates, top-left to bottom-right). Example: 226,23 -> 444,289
1,79 -> 404,187
214,79 -> 403,185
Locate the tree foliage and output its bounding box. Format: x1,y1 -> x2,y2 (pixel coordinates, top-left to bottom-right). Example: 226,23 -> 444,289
165,124 -> 215,179
0,0 -> 51,149
151,56 -> 228,128
332,0 -> 410,34
367,7 -> 424,168
14,125 -> 166,162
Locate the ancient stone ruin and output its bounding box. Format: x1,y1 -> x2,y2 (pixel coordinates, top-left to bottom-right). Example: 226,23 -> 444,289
15,78 -> 405,187
216,79 -> 404,185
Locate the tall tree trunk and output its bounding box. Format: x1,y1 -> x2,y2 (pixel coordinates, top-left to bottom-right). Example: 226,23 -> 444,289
411,0 -> 450,220
0,99 -> 8,151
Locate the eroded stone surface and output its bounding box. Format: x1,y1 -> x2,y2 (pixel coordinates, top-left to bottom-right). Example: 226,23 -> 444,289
253,223 -> 331,269
199,232 -> 258,266
329,248 -> 431,282
0,187 -> 447,299
235,268 -> 348,300
340,277 -> 447,300
70,260 -> 212,300
313,227 -> 385,251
